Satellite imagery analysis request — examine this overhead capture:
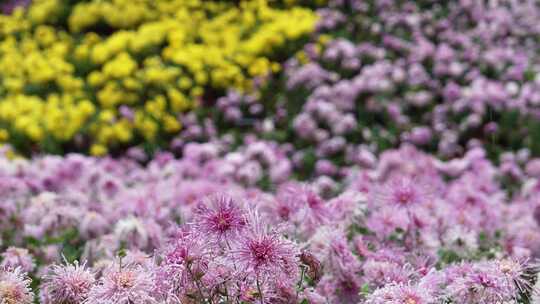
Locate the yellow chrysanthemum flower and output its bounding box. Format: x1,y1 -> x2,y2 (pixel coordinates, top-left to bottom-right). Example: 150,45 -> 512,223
0,0 -> 319,155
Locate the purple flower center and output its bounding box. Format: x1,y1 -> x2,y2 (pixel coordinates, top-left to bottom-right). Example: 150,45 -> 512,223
277,204 -> 290,220
249,239 -> 274,267
211,212 -> 233,232
395,189 -> 414,205
307,193 -> 322,208
474,274 -> 495,288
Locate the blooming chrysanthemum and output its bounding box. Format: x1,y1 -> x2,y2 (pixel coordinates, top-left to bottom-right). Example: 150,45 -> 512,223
367,207 -> 410,238
79,211 -> 110,239
265,192 -> 300,223
362,259 -> 411,287
85,264 -> 156,304
0,247 -> 35,273
164,227 -> 212,269
307,228 -> 360,278
158,226 -> 217,301
281,184 -> 332,236
318,272 -> 363,303
488,258 -> 538,302
496,258 -> 537,296
193,194 -> 246,243
235,211 -> 299,283
122,250 -> 153,269
366,283 -> 435,304
113,216 -> 162,251
445,260 -> 527,303
373,176 -> 430,209
40,261 -> 95,304
0,267 -> 34,304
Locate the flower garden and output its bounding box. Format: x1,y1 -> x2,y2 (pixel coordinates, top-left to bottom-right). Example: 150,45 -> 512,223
1,0 -> 540,303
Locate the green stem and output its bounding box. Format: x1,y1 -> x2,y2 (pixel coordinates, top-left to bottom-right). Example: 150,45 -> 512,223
296,265 -> 306,300
256,274 -> 264,304
187,263 -> 212,304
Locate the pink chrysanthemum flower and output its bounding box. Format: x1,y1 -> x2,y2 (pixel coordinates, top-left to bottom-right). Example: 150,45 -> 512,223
367,207 -> 410,238
40,261 -> 95,304
193,194 -> 246,243
122,250 -> 153,269
158,227 -> 218,301
281,184 -> 332,236
164,227 -> 211,269
264,188 -> 301,223
0,267 -> 34,304
113,216 -> 163,251
0,247 -> 35,273
85,264 -> 156,304
235,211 -> 299,283
362,259 -> 411,287
79,211 -> 110,239
445,259 -> 532,303
374,176 -> 430,209
366,283 -> 434,304
496,258 -> 537,296
308,227 -> 360,277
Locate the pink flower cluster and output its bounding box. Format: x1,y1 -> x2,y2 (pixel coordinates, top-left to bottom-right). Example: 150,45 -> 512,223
1,143 -> 540,302
192,0 -> 540,182
2,0 -> 540,303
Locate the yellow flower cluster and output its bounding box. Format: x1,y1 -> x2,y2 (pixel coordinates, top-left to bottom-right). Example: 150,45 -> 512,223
0,0 -> 318,155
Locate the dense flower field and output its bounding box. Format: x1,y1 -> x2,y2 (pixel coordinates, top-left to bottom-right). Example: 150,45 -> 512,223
0,0 -> 318,155
2,145 -> 540,303
1,0 -> 540,303
200,0 -> 540,173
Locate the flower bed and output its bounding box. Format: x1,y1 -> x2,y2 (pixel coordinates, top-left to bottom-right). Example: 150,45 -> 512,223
1,145 -> 540,302
0,0 -> 318,155
191,0 -> 540,177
